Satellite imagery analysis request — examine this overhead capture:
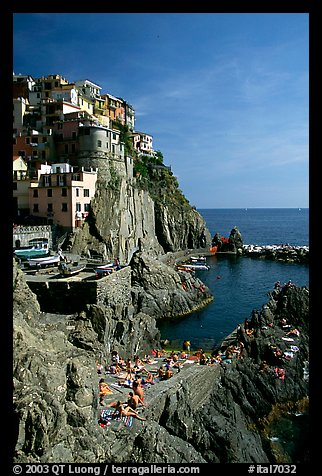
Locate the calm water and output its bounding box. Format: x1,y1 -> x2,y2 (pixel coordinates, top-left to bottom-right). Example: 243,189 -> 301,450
158,208 -> 309,351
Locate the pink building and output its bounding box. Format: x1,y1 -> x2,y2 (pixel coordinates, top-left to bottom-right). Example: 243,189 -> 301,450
29,163 -> 97,231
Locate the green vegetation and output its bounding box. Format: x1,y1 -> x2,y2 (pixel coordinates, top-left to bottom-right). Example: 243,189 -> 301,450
133,150 -> 190,210
113,122 -> 136,157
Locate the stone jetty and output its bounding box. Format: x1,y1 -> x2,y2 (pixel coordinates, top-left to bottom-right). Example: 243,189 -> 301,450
241,243 -> 309,264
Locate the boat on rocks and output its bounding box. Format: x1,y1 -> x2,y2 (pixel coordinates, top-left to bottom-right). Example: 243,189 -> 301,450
58,261 -> 87,277
25,254 -> 61,268
14,241 -> 50,260
95,262 -> 117,278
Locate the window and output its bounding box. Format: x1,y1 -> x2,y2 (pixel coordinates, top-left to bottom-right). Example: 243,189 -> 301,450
61,188 -> 67,197
33,204 -> 39,213
58,175 -> 66,186
47,189 -> 52,197
75,188 -> 79,197
33,189 -> 38,197
113,133 -> 117,140
76,202 -> 81,212
44,176 -> 51,187
83,189 -> 89,197
84,203 -> 90,212
47,203 -> 53,212
97,140 -> 102,147
106,142 -> 109,149
62,203 -> 68,212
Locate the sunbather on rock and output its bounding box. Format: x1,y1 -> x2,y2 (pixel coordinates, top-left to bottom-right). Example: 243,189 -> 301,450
99,378 -> 113,405
127,391 -> 145,410
111,400 -> 146,421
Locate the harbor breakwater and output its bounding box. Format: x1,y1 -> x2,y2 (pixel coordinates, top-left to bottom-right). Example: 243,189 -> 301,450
241,244 -> 309,264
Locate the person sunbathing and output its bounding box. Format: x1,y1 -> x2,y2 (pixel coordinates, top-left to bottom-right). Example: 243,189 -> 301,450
155,366 -> 165,380
114,400 -> 146,421
99,378 -> 113,405
132,377 -> 145,402
127,391 -> 145,410
286,328 -> 300,336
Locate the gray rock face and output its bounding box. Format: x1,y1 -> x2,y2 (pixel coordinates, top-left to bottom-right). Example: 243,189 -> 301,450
130,252 -> 213,319
12,258 -> 309,464
67,165 -> 211,265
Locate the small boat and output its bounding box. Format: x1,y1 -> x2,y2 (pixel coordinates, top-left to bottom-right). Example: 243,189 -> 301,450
26,254 -> 61,268
95,262 -> 116,278
14,241 -> 49,260
190,256 -> 206,263
58,262 -> 86,277
177,263 -> 210,271
176,266 -> 195,273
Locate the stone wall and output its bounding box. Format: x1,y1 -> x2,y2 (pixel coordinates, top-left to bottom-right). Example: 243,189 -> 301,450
26,267 -> 132,314
13,225 -> 52,248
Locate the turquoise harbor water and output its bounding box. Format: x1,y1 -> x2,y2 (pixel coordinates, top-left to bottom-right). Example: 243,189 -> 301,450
158,208 -> 309,351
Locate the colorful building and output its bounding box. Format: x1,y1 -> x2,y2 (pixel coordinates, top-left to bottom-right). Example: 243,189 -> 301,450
29,163 -> 98,231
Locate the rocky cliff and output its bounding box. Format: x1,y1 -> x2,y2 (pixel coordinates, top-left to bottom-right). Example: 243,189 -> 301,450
66,160 -> 211,264
12,260 -> 309,464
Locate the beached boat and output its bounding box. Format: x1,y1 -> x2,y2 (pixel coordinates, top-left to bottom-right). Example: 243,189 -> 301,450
95,263 -> 116,278
14,241 -> 49,260
26,254 -> 61,268
58,262 -> 87,277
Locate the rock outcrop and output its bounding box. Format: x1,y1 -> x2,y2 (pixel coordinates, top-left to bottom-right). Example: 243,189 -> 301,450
12,259 -> 309,464
212,226 -> 243,253
130,251 -> 213,319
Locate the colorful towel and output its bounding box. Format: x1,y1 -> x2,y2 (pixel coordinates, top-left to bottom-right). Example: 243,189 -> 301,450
99,408 -> 133,428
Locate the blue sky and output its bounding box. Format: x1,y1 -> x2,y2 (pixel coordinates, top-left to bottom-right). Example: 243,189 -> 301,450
13,13 -> 309,208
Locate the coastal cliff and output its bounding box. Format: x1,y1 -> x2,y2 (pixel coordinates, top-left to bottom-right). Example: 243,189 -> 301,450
13,260 -> 309,464
67,160 -> 211,264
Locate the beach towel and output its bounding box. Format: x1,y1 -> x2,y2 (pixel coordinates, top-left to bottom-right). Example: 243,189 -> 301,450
99,408 -> 133,428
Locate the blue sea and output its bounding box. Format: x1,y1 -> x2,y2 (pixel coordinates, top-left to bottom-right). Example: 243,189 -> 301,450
157,208 -> 309,351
